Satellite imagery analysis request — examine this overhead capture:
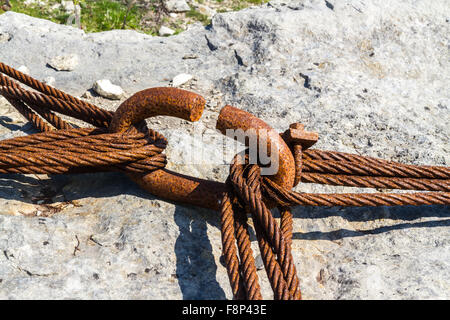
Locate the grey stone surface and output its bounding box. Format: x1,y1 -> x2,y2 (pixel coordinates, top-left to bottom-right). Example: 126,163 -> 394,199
0,0 -> 449,299
164,0 -> 191,13
48,54 -> 79,71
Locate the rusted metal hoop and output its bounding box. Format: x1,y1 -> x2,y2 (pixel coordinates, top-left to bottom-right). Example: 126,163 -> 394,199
216,105 -> 295,191
109,88 -> 296,211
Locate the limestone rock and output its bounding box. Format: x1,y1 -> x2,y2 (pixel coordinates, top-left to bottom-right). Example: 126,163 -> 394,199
197,4 -> 216,17
0,32 -> 11,43
159,26 -> 175,36
0,1 -> 448,300
164,0 -> 190,13
61,1 -> 75,13
172,73 -> 193,87
48,54 -> 79,71
92,79 -> 124,100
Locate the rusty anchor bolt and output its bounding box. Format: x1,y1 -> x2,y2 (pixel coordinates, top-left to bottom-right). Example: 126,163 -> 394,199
282,123 -> 319,186
283,123 -> 319,150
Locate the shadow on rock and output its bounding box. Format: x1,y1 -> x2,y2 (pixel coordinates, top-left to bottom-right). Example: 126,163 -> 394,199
290,204 -> 450,241
292,218 -> 450,241
1,171 -> 449,245
0,171 -> 157,204
290,203 -> 450,222
0,116 -> 39,134
0,170 -> 228,298
173,206 -> 226,299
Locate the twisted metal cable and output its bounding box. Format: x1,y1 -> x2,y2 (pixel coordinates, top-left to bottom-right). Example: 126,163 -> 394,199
302,158 -> 450,179
303,149 -> 395,164
0,64 -> 168,176
221,171 -> 291,300
1,73 -> 55,131
3,94 -> 53,132
222,157 -> 301,300
278,206 -> 301,299
220,141 -> 448,299
0,85 -> 112,128
0,130 -> 163,154
220,188 -> 247,300
301,173 -> 450,192
253,217 -> 292,300
0,128 -> 166,174
263,178 -> 450,207
0,61 -> 109,123
1,62 -> 449,301
232,197 -> 263,300
1,73 -> 73,130
244,164 -> 301,300
0,128 -> 100,150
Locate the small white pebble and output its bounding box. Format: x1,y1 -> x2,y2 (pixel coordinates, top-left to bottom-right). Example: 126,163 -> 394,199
172,73 -> 193,87
61,0 -> 75,13
82,90 -> 93,99
159,26 -> 175,37
17,65 -> 30,75
43,76 -> 56,86
48,54 -> 79,71
93,79 -> 124,100
50,3 -> 62,10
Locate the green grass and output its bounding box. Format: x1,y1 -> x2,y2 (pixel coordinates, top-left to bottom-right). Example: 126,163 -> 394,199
185,6 -> 210,26
230,0 -> 267,11
80,0 -> 142,32
0,0 -> 270,34
0,0 -> 70,24
246,0 -> 266,4
1,0 -> 149,33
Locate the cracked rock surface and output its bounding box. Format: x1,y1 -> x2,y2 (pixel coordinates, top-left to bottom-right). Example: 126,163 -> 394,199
0,0 -> 449,299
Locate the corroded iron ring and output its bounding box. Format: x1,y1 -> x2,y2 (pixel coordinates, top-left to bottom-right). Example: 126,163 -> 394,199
110,87 -> 296,210
216,105 -> 295,191
110,87 -> 205,133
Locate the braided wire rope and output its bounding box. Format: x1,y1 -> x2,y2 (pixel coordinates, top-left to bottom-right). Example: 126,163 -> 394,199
0,62 -> 448,300
220,124 -> 448,301
0,62 -> 167,176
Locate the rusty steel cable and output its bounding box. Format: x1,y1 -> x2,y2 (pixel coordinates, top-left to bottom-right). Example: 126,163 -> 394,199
0,74 -> 55,132
220,188 -> 248,300
0,126 -> 167,175
300,173 -> 449,191
232,199 -> 263,300
262,177 -> 450,207
0,61 -> 110,124
0,62 -> 449,300
4,94 -> 54,132
301,158 -> 450,179
0,81 -> 73,130
228,157 -> 302,300
0,85 -> 112,128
